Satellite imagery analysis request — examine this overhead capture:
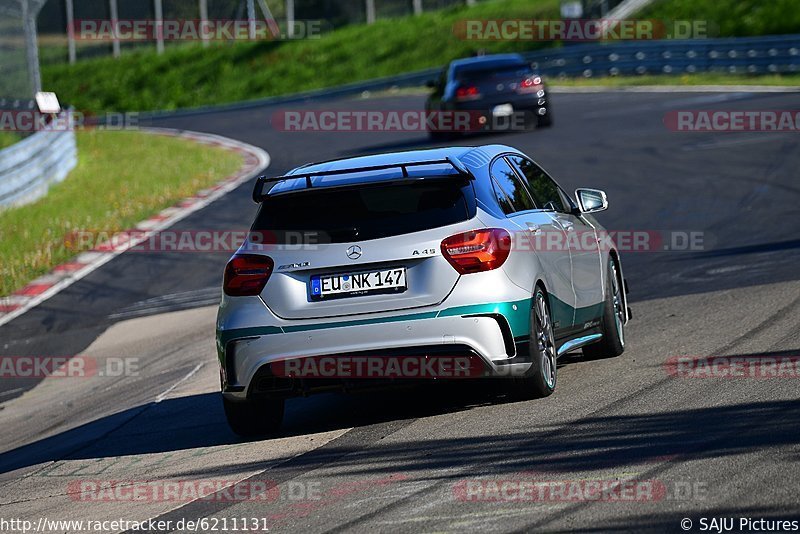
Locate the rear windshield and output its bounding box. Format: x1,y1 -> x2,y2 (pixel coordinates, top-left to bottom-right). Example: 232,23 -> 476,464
252,180 -> 475,243
455,64 -> 533,83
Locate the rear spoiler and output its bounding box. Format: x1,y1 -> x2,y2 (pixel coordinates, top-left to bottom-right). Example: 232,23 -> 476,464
252,157 -> 473,203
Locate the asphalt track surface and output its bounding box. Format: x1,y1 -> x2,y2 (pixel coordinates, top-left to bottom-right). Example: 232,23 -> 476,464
1,90 -> 799,533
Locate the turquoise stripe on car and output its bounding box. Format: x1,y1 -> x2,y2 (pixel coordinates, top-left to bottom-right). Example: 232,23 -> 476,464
216,300 -> 529,351
216,296 -> 603,355
438,299 -> 531,338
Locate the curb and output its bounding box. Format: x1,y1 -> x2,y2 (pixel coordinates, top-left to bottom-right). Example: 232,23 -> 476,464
0,128 -> 270,327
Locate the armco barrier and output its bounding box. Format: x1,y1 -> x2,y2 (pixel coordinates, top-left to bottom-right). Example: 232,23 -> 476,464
0,111 -> 77,208
524,34 -> 800,78
141,34 -> 800,121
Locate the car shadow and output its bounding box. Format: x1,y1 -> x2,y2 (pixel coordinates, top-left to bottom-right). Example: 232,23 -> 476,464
3,349 -> 798,481
0,379 -> 524,475
119,394 -> 800,530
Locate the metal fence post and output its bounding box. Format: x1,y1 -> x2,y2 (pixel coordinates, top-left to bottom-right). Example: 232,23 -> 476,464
413,0 -> 423,15
109,0 -> 120,58
154,0 -> 164,54
286,0 -> 295,38
21,0 -> 42,91
366,0 -> 376,24
247,0 -> 256,39
199,0 -> 209,47
65,0 -> 76,64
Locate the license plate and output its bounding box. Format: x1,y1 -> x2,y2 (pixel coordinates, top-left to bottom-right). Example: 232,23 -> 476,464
310,267 -> 407,300
492,103 -> 514,117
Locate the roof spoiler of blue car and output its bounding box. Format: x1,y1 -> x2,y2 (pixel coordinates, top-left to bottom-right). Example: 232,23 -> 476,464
252,157 -> 474,203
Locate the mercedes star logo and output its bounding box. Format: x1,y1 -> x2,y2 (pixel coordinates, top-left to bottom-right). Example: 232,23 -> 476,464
346,245 -> 362,260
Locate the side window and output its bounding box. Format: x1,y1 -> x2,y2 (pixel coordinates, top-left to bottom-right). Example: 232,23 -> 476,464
490,157 -> 536,214
508,155 -> 566,213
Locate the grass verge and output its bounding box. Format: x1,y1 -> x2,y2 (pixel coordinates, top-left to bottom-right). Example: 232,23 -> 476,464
40,0 -> 800,114
640,0 -> 800,38
42,0 -> 560,113
0,132 -> 22,150
0,129 -> 243,295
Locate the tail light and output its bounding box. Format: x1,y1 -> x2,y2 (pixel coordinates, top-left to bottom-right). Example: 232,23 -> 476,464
455,85 -> 481,101
517,76 -> 543,94
441,228 -> 511,274
223,254 -> 273,296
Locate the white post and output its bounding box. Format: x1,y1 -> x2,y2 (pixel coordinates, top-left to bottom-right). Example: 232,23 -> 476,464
466,0 -> 476,6
199,0 -> 209,47
22,0 -> 42,93
109,0 -> 120,58
413,0 -> 423,16
154,0 -> 164,54
366,0 -> 376,24
247,0 -> 256,40
65,0 -> 76,64
286,0 -> 295,38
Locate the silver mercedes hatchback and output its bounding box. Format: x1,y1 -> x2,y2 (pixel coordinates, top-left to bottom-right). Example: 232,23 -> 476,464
217,144 -> 630,436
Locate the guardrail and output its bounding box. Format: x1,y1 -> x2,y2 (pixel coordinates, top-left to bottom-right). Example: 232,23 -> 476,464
524,34 -> 800,79
142,34 -> 800,121
0,110 -> 77,208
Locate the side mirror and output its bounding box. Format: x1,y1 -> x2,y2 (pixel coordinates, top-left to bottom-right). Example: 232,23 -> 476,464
575,188 -> 608,214
425,79 -> 436,89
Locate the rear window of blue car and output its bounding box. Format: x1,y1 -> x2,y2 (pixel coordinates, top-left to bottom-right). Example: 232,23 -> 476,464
252,179 -> 476,243
454,63 -> 533,83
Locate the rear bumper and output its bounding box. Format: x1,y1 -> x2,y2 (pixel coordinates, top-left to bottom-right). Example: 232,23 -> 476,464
442,94 -> 551,132
453,92 -> 548,110
219,307 -> 533,400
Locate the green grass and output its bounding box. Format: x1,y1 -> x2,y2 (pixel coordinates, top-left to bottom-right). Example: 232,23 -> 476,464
39,0 -> 800,114
551,73 -> 800,87
0,129 -> 242,295
42,0 -> 560,113
0,132 -> 22,150
641,0 -> 800,38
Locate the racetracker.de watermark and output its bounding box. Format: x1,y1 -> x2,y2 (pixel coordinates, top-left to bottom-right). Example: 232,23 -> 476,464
664,354 -> 800,379
0,356 -> 138,378
511,230 -> 706,253
271,109 -> 535,133
271,355 -> 485,379
454,478 -> 664,502
71,19 -> 324,41
454,477 -> 709,503
65,229 -> 280,253
665,110 -> 800,132
67,479 -> 322,502
452,19 -> 712,41
0,110 -> 139,132
64,229 -> 707,253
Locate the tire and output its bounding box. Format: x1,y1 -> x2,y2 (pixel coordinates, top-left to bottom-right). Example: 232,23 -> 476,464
537,111 -> 553,128
223,396 -> 284,438
582,259 -> 626,359
510,287 -> 557,399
